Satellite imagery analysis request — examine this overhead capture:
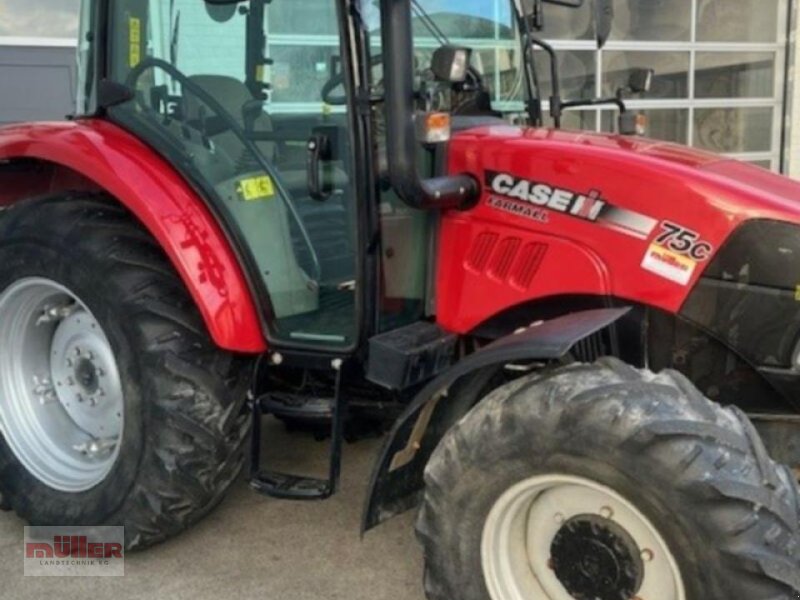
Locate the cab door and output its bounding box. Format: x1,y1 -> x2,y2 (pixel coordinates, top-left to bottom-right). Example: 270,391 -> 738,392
106,0 -> 364,349
257,0 -> 362,346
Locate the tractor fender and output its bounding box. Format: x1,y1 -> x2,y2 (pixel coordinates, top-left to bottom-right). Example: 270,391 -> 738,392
0,120 -> 266,353
362,306 -> 630,532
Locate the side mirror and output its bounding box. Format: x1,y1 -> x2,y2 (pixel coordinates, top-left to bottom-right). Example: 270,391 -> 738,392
205,3 -> 237,22
628,68 -> 654,94
594,0 -> 614,49
431,46 -> 473,84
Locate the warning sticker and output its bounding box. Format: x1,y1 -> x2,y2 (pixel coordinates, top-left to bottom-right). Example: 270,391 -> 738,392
237,176 -> 275,202
641,243 -> 697,286
129,17 -> 142,68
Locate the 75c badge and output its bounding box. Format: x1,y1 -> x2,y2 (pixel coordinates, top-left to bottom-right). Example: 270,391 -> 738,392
653,222 -> 713,261
641,222 -> 714,286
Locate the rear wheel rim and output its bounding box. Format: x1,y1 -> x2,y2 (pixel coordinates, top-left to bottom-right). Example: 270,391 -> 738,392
0,277 -> 124,493
481,474 -> 686,600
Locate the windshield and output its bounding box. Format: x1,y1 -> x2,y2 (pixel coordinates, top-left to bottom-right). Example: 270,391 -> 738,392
361,0 -> 527,115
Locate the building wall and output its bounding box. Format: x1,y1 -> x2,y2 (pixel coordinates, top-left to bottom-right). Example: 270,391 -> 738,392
790,6 -> 800,177
0,39 -> 76,125
505,0 -> 790,172
0,0 -> 79,123
0,2 -> 797,176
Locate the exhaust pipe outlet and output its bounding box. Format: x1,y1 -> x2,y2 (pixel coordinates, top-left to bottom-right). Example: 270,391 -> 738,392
379,0 -> 480,211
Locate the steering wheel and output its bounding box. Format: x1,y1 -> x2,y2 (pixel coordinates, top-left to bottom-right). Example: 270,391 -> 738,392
125,58 -> 322,283
321,54 -> 384,105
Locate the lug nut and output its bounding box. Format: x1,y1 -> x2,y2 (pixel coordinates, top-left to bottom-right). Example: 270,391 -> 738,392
600,506 -> 614,520
641,549 -> 654,562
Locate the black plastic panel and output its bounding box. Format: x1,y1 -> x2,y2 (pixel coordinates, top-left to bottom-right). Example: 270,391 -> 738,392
366,321 -> 458,390
681,220 -> 800,368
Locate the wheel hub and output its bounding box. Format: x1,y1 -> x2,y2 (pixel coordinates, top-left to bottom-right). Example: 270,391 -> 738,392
75,358 -> 99,394
50,310 -> 123,440
0,278 -> 124,492
550,515 -> 643,600
480,474 -> 686,600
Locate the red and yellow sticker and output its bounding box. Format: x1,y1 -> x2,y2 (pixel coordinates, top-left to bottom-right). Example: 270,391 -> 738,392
641,243 -> 697,286
237,175 -> 275,202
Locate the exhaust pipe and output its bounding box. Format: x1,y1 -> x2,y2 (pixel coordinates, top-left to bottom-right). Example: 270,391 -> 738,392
379,0 -> 480,211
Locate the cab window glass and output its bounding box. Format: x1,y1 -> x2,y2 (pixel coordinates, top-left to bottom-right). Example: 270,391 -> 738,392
107,0 -> 360,347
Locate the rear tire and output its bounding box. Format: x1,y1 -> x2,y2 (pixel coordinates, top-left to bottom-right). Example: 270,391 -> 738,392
417,358 -> 800,599
0,195 -> 253,549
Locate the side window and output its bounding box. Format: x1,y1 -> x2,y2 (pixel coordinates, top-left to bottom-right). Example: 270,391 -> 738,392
412,0 -> 523,112
108,0 -> 360,348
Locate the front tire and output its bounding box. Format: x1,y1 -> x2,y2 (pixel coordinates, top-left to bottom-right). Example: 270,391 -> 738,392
417,358 -> 800,599
0,196 -> 253,549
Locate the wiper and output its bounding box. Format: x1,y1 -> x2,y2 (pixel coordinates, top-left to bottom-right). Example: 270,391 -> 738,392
170,0 -> 181,66
411,0 -> 450,46
512,0 -> 544,126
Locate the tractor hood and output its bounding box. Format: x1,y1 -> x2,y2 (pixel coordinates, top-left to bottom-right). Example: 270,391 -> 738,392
436,125 -> 800,333
451,125 -> 800,223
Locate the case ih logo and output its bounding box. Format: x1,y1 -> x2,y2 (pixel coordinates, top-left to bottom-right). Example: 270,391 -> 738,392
486,171 -> 607,222
484,170 -> 659,240
24,526 -> 124,577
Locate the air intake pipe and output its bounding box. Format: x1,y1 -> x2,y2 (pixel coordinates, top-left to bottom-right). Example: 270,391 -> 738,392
379,0 -> 480,211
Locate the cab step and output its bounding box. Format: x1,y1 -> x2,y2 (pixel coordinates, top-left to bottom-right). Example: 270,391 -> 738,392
260,392 -> 334,421
248,362 -> 348,501
249,470 -> 332,500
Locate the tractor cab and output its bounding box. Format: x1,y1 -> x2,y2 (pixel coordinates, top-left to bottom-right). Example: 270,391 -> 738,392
83,0 -> 496,352
80,0 -> 638,355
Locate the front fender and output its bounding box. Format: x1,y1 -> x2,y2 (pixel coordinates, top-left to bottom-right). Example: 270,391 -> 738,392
362,307 -> 630,532
0,120 -> 265,353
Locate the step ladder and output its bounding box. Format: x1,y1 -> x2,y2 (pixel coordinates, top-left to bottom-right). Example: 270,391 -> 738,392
249,360 -> 348,501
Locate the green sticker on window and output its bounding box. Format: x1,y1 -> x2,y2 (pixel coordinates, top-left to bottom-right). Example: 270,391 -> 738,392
237,176 -> 275,202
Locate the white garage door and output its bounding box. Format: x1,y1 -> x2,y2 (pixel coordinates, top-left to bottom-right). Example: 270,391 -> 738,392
0,39 -> 77,125
0,0 -> 80,124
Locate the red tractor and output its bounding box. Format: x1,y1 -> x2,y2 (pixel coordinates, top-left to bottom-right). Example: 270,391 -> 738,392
1,0 -> 799,597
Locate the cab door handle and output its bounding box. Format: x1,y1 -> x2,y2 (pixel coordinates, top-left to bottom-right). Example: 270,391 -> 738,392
307,134 -> 333,201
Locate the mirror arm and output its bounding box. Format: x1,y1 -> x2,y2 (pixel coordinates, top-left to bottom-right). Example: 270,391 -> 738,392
528,36 -> 562,128
512,1 -> 543,126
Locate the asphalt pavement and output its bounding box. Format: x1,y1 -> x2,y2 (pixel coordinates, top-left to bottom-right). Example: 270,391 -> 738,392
0,418 -> 427,600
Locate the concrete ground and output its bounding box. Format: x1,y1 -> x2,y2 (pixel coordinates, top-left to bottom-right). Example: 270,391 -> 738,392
0,419 -> 427,600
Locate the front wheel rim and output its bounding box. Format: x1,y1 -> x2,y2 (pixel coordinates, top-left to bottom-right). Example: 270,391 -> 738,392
0,277 -> 124,493
481,474 -> 686,600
